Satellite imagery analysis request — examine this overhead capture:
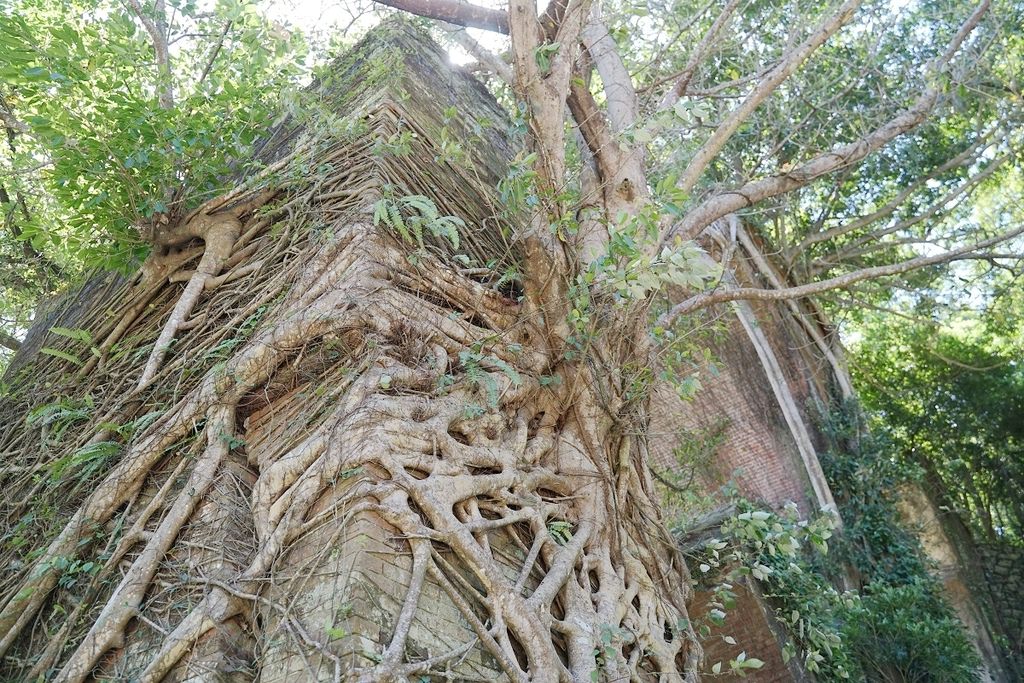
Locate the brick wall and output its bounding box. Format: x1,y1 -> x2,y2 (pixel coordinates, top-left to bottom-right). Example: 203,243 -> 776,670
977,542 -> 1024,673
648,300 -> 826,516
692,580 -> 805,682
898,485 -> 1021,682
243,387 -> 509,681
648,256 -> 847,683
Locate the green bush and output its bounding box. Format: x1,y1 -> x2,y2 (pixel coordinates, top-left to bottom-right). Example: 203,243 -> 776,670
841,581 -> 981,683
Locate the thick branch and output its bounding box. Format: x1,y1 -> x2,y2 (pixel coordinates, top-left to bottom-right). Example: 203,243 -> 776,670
440,22 -> 513,82
810,155 -> 1007,273
567,78 -> 620,187
0,329 -> 21,352
567,74 -> 647,222
374,0 -> 509,33
581,14 -> 637,133
791,128 -> 1004,255
666,91 -> 939,245
126,0 -> 174,109
676,0 -> 862,194
661,0 -> 990,247
657,0 -> 742,111
0,108 -> 28,135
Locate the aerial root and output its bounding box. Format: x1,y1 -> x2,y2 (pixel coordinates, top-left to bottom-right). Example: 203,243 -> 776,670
78,276 -> 167,377
134,188 -> 279,390
137,501 -> 382,682
427,561 -> 527,683
136,587 -> 239,683
22,506 -> 138,681
392,638 -> 479,678
136,216 -> 242,390
362,540 -> 431,679
56,403 -> 237,683
22,447 -> 198,680
5,210 -> 703,682
1,297 -> 317,649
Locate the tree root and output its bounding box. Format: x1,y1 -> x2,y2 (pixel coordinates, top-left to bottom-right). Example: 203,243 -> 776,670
56,403 -> 237,682
0,257 -> 371,660
136,216 -> 241,390
134,188 -> 278,390
136,587 -> 238,683
2,149 -> 701,681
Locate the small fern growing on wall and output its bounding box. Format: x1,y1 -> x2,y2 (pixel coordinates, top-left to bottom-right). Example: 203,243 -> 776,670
373,187 -> 464,252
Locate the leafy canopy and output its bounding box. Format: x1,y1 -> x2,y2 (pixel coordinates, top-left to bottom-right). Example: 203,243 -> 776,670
0,0 -> 309,271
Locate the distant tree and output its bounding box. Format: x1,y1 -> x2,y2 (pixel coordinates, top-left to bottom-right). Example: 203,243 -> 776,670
854,316 -> 1024,542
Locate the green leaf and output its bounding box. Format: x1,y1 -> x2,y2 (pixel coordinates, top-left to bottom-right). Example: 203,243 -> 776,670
49,326 -> 93,345
488,355 -> 521,386
534,42 -> 560,73
547,520 -> 573,545
49,440 -> 121,481
40,348 -> 83,366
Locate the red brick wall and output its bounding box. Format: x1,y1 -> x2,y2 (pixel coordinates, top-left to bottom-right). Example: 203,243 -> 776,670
649,262 -> 844,683
692,581 -> 796,682
648,306 -> 818,515
649,244 -> 844,518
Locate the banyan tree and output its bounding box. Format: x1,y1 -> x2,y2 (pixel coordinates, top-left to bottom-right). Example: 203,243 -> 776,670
0,24 -> 698,682
2,0 -> 1019,680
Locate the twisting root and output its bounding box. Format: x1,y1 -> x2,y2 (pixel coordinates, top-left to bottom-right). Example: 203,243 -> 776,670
136,587 -> 238,683
375,539 -> 430,669
56,403 -> 237,682
0,258 -> 369,660
135,188 -> 278,390
136,216 -> 240,389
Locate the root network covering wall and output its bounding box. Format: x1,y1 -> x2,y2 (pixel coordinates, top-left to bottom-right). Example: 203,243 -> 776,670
2,17 -> 1008,683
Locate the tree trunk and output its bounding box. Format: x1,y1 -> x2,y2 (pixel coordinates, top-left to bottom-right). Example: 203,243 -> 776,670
0,22 -> 698,682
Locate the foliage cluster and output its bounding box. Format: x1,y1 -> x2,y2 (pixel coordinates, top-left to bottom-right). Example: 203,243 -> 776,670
1,0 -> 308,255
818,403 -> 980,681
0,0 -> 313,369
690,402 -> 982,681
852,319 -> 1024,544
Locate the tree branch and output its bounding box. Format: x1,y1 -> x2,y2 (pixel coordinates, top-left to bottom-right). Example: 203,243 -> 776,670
567,77 -> 618,179
656,0 -> 742,111
809,155 -> 1007,273
659,0 -> 990,249
373,0 -> 509,33
657,223 -> 1024,327
676,0 -> 862,194
125,0 -> 174,109
581,14 -> 637,133
439,22 -> 513,82
0,329 -> 21,352
790,127 -> 1004,256
665,91 -> 939,246
197,20 -> 231,86
0,109 -> 28,135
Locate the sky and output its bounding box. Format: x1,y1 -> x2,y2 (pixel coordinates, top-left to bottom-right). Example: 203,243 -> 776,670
260,0 -> 510,66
